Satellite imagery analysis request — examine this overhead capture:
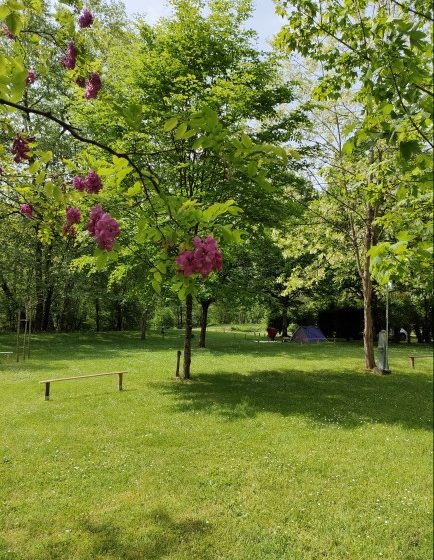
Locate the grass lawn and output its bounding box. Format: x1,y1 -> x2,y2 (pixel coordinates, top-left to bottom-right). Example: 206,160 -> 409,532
0,331 -> 432,560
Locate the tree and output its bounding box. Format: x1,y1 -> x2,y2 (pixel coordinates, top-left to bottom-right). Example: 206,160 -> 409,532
0,0 -> 292,378
275,0 -> 433,299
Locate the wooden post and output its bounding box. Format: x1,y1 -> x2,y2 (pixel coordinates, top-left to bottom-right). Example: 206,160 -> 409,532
175,350 -> 181,377
118,372 -> 123,391
22,316 -> 28,360
410,356 -> 415,368
45,382 -> 50,401
26,305 -> 31,358
16,310 -> 21,362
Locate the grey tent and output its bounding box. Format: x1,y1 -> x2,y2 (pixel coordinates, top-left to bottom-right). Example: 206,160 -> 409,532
291,326 -> 327,343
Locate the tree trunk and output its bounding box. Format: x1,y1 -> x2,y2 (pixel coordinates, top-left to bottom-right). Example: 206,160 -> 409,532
0,277 -> 17,330
34,239 -> 44,331
178,305 -> 183,329
95,298 -> 100,332
116,303 -> 123,331
140,307 -> 151,341
281,306 -> 288,337
362,203 -> 376,369
199,300 -> 211,348
41,286 -> 53,331
363,277 -> 375,369
183,294 -> 193,379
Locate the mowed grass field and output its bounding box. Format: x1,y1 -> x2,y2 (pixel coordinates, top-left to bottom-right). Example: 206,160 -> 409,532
0,331 -> 432,560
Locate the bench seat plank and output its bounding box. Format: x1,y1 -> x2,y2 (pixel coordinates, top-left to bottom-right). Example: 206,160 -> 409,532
40,371 -> 127,383
40,371 -> 127,400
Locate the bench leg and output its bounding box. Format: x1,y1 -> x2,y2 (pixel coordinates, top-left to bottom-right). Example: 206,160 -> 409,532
45,382 -> 50,401
118,373 -> 123,391
410,357 -> 415,368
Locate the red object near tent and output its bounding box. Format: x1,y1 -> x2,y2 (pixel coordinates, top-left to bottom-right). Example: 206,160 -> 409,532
266,327 -> 278,340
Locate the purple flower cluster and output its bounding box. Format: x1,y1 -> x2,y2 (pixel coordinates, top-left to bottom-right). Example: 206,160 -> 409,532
20,203 -> 33,219
78,10 -> 94,28
12,135 -> 32,163
61,41 -> 77,70
176,236 -> 223,278
62,206 -> 81,238
63,224 -> 77,238
84,72 -> 102,100
72,170 -> 103,194
66,206 -> 81,225
87,205 -> 120,251
26,69 -> 37,86
76,76 -> 86,88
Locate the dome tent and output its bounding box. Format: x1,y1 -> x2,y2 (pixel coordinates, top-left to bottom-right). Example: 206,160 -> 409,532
291,326 -> 327,343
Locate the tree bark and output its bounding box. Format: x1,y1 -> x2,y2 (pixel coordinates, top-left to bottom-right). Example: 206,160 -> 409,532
199,299 -> 212,348
116,303 -> 123,331
41,286 -> 53,331
362,203 -> 376,369
281,305 -> 288,337
362,274 -> 375,369
34,239 -> 44,332
183,294 -> 193,379
95,298 -> 100,332
140,307 -> 151,341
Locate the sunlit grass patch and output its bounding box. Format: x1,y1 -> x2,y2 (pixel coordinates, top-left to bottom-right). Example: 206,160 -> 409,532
0,331 -> 432,560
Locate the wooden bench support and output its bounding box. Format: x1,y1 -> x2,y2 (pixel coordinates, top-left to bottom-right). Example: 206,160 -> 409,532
409,355 -> 433,368
40,371 -> 127,400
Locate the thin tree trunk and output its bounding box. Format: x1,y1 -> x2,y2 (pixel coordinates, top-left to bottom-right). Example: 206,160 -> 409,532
34,239 -> 44,332
281,306 -> 288,337
95,298 -> 100,332
140,307 -> 150,341
116,303 -> 123,331
199,300 -> 211,348
363,275 -> 375,369
183,294 -> 193,379
41,286 -> 53,331
362,203 -> 376,369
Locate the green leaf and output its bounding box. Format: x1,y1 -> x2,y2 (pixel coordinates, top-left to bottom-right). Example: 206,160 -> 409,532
247,161 -> 257,177
151,279 -> 161,294
174,122 -> 188,139
40,150 -> 53,163
342,139 -> 354,155
126,181 -> 142,197
240,134 -> 253,149
399,140 -> 420,160
0,5 -> 10,19
163,117 -> 179,132
5,11 -> 24,35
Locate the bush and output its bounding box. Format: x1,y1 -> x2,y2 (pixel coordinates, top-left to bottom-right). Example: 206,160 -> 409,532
151,307 -> 176,331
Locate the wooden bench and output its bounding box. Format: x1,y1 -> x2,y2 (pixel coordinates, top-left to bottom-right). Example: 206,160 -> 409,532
0,352 -> 13,360
40,371 -> 127,400
409,355 -> 433,369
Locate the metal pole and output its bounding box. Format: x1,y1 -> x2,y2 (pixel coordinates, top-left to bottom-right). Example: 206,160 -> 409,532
384,286 -> 390,372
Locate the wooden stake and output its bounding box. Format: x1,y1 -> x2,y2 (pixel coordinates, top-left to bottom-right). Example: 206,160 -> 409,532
16,310 -> 20,362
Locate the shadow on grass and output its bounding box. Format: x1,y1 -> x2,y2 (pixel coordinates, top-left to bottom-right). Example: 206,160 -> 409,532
1,331 -> 431,366
79,509 -> 211,560
161,369 -> 433,431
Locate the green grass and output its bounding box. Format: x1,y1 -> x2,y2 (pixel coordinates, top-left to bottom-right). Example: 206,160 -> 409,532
0,331 -> 432,560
